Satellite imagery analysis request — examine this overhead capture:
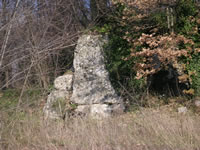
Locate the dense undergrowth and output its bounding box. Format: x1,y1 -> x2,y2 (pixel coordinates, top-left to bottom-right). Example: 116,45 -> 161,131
95,0 -> 200,107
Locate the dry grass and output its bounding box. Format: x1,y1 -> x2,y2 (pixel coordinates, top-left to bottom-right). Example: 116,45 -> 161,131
0,106 -> 200,150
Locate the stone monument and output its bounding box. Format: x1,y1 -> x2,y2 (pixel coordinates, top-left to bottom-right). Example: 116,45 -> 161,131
43,34 -> 124,119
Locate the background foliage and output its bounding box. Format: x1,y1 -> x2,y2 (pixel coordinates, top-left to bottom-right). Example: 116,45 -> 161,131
95,0 -> 200,104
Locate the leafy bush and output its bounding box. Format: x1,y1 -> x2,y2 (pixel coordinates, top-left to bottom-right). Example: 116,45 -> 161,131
95,0 -> 200,100
94,2 -> 146,104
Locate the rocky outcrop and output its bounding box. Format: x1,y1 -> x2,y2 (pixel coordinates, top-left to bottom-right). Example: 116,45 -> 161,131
43,34 -> 124,119
43,74 -> 73,119
71,35 -> 124,118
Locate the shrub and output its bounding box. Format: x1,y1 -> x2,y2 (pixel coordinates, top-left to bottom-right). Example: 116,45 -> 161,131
95,0 -> 200,100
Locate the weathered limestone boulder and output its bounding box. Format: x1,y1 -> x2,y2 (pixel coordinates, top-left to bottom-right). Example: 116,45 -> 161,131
43,74 -> 73,119
71,34 -> 124,117
43,34 -> 124,119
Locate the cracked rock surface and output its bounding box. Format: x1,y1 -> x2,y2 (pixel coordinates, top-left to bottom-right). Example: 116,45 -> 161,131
43,74 -> 73,119
71,35 -> 124,117
44,34 -> 124,119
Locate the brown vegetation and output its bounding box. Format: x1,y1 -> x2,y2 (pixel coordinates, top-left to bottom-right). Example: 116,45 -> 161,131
0,106 -> 200,150
0,0 -> 88,90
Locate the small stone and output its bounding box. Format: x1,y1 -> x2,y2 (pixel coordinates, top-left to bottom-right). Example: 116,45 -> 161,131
195,100 -> 200,107
54,74 -> 73,91
178,106 -> 187,114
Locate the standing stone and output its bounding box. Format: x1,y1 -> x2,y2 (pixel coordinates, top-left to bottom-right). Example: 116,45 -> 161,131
71,35 -> 124,117
43,34 -> 124,119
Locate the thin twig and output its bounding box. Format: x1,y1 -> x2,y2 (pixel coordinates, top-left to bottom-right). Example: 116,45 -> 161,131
0,0 -> 21,68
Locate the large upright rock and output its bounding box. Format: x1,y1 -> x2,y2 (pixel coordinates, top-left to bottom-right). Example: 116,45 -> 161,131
71,35 -> 124,118
43,34 -> 124,119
